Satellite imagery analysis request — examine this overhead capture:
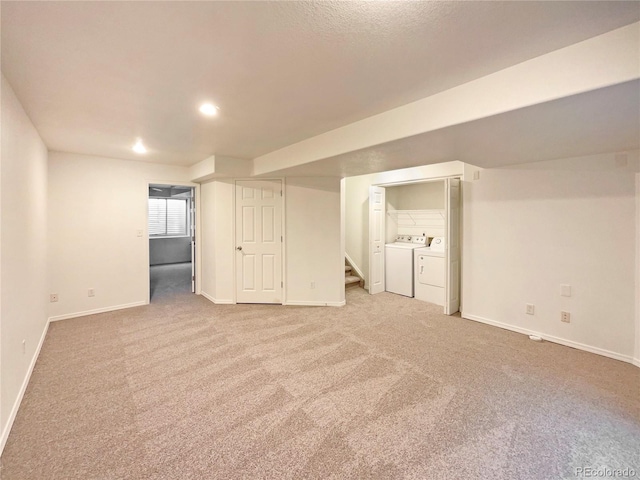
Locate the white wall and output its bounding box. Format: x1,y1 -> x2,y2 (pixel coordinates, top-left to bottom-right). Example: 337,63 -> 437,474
345,162 -> 464,287
635,172 -> 640,366
149,237 -> 191,265
199,181 -> 216,301
386,181 -> 446,242
285,177 -> 344,306
0,75 -> 49,450
385,187 -> 400,244
462,158 -> 637,361
199,178 -> 343,306
201,180 -> 235,304
213,180 -> 235,302
388,181 -> 445,210
48,152 -> 191,319
344,174 -> 375,282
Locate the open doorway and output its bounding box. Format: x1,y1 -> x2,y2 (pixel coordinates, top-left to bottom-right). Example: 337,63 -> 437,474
148,184 -> 195,301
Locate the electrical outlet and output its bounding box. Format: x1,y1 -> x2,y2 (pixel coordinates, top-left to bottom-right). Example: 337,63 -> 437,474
50,294 -> 58,303
310,281 -> 315,289
88,288 -> 95,297
526,304 -> 535,315
137,229 -> 143,237
561,311 -> 571,323
473,170 -> 480,180
560,284 -> 571,297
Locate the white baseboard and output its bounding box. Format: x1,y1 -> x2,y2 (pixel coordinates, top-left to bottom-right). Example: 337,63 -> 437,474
200,291 -> 215,303
200,291 -> 234,305
462,312 -> 635,366
203,293 -> 346,307
633,358 -> 640,368
0,318 -> 50,455
285,300 -> 346,307
48,301 -> 147,322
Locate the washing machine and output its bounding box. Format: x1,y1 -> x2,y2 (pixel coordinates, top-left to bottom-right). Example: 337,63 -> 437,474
385,235 -> 427,297
414,237 -> 445,306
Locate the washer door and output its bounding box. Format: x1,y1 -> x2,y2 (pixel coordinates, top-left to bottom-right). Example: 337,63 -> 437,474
385,247 -> 414,296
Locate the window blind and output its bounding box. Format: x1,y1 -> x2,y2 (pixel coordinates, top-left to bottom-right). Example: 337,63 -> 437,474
167,199 -> 187,235
148,198 -> 188,236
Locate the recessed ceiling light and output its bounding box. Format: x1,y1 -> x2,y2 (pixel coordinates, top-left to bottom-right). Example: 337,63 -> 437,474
132,139 -> 147,154
199,103 -> 219,116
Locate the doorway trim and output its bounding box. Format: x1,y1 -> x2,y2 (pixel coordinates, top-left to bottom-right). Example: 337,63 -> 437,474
366,175 -> 462,313
372,175 -> 460,188
145,179 -> 201,305
232,177 -> 286,305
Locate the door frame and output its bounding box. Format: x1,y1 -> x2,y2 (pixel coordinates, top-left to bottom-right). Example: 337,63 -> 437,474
145,180 -> 201,305
232,178 -> 286,305
444,177 -> 461,315
369,175 -> 462,312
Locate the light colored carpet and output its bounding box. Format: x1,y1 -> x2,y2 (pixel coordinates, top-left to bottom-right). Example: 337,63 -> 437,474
150,262 -> 192,301
1,289 -> 639,479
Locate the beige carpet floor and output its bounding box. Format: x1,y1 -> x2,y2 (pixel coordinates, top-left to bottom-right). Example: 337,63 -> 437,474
1,288 -> 639,479
149,262 -> 192,301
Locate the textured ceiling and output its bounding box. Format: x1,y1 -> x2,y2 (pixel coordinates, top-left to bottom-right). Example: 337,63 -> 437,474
2,1 -> 639,166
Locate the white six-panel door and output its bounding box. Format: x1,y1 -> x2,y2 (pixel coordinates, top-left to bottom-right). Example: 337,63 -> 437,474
368,186 -> 386,294
235,180 -> 283,304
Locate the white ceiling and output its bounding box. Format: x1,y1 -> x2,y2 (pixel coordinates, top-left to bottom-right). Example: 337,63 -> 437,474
2,1 -> 639,167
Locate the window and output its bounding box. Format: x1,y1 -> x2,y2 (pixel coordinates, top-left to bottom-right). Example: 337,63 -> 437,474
148,198 -> 189,236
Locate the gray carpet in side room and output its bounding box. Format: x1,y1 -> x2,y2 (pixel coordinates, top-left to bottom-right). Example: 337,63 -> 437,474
1,289 -> 639,479
150,262 -> 192,301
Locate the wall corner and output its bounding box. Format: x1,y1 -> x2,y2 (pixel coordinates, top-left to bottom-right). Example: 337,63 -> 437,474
635,173 -> 640,366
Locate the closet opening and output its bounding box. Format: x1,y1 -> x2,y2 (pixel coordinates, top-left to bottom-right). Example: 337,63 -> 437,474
368,177 -> 461,315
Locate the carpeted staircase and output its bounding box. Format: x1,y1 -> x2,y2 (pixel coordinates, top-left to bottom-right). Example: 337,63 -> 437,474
345,262 -> 364,289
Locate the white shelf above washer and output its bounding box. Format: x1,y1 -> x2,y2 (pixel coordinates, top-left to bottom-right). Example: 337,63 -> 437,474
387,209 -> 445,228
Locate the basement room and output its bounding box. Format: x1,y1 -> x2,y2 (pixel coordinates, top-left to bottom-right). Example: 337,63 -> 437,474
1,1 -> 639,479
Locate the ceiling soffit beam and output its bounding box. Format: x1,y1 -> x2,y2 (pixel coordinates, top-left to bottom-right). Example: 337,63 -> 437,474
190,155 -> 252,182
190,155 -> 216,182
252,22 -> 640,177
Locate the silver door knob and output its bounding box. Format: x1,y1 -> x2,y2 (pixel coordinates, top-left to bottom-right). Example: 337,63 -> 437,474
236,246 -> 242,251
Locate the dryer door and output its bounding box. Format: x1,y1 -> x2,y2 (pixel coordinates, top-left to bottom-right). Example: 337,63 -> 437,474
418,255 -> 445,288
